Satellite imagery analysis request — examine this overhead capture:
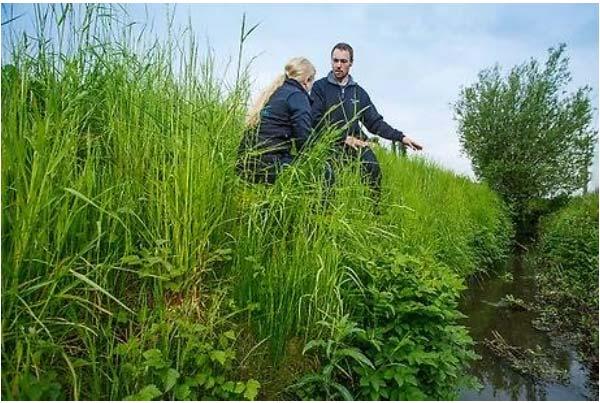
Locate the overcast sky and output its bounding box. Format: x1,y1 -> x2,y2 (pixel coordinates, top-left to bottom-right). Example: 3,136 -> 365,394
3,3 -> 599,188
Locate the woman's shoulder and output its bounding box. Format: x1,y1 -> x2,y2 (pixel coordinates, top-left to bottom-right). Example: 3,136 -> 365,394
282,80 -> 309,100
282,78 -> 306,92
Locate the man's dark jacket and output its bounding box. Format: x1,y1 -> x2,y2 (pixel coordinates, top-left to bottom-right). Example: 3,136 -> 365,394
311,72 -> 405,144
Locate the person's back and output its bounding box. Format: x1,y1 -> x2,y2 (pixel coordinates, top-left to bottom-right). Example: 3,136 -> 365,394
243,78 -> 312,156
236,57 -> 315,185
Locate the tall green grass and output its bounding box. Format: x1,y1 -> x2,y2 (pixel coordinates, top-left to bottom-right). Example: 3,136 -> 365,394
228,151 -> 513,359
2,4 -> 252,399
231,150 -> 513,398
379,152 -> 513,275
2,4 -> 513,399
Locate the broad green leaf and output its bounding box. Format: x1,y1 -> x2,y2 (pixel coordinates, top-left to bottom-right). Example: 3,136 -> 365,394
173,383 -> 190,400
302,339 -> 326,354
195,372 -> 208,386
393,372 -> 405,387
143,349 -> 168,369
162,368 -> 179,392
209,350 -> 227,366
234,382 -> 246,394
336,348 -> 374,369
205,376 -> 216,389
222,380 -> 235,392
331,382 -> 354,400
195,352 -> 208,366
243,379 -> 260,400
124,384 -> 162,401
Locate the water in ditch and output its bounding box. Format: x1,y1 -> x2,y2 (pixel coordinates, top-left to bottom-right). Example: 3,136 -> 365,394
458,254 -> 597,400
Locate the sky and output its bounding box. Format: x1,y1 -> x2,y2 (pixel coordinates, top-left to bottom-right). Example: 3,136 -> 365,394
2,3 -> 599,189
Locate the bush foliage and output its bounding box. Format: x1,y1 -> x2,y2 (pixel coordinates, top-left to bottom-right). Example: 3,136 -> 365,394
534,193 -> 599,364
453,44 -> 597,221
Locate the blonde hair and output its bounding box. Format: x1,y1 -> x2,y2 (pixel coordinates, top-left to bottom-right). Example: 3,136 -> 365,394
245,57 -> 316,127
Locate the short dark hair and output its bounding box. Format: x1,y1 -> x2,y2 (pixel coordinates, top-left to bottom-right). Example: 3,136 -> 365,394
331,42 -> 354,62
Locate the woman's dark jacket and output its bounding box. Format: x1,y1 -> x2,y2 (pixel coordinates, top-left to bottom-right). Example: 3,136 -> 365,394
236,78 -> 312,184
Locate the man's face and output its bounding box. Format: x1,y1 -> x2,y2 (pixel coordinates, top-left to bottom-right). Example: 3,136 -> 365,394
331,48 -> 352,81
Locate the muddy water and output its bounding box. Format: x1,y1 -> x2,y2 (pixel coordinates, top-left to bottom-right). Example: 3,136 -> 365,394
458,254 -> 597,400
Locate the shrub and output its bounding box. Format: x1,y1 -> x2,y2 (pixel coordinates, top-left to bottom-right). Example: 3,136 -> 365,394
534,193 -> 599,366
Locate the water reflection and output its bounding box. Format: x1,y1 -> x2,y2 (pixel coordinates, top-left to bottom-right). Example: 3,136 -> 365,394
458,255 -> 596,400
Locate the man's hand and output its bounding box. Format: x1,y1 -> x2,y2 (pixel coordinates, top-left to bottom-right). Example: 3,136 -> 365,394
402,136 -> 423,151
345,136 -> 371,150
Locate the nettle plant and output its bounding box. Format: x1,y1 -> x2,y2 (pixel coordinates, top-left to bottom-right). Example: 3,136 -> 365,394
352,252 -> 479,400
289,315 -> 374,400
116,318 -> 260,401
293,250 -> 480,400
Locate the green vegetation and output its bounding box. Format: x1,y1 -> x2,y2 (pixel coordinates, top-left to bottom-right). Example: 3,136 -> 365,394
453,37 -> 597,394
291,252 -> 481,400
2,4 -> 254,400
2,5 -> 513,400
532,193 -> 599,371
453,44 -> 597,230
233,152 -> 513,399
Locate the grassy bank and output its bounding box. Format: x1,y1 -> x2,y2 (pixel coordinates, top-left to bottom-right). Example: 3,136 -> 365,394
2,5 -> 513,400
532,193 -> 599,375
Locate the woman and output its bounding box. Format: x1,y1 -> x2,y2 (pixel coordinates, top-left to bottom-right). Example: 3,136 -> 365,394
236,57 -> 316,184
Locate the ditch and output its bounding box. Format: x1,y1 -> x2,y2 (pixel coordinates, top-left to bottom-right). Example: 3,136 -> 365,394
458,254 -> 597,400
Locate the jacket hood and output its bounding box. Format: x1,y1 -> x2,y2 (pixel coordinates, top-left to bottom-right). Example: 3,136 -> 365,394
327,71 -> 356,87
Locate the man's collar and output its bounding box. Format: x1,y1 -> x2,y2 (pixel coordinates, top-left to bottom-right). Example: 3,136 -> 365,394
327,71 -> 355,87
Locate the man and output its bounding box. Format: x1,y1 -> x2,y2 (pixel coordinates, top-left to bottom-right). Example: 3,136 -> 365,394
311,42 -> 423,197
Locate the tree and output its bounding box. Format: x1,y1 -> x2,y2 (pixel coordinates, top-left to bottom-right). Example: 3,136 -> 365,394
453,44 -> 597,220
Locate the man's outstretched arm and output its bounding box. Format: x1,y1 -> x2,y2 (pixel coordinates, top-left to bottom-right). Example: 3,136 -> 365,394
360,90 -> 423,150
